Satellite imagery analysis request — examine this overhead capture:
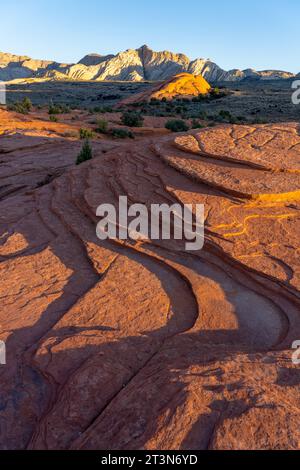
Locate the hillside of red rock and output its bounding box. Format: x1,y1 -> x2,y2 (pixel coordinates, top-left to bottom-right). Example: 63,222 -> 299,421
0,109 -> 299,450
120,73 -> 211,105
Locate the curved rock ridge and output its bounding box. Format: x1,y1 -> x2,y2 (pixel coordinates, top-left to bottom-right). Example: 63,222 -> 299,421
120,73 -> 211,105
0,110 -> 299,450
1,46 -> 298,83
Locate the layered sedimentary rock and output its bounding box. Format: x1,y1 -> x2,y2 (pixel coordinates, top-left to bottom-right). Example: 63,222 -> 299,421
1,45 -> 297,83
0,51 -> 67,82
0,110 -> 299,450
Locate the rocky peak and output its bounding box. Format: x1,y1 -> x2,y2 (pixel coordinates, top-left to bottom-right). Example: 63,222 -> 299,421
78,53 -> 114,66
0,47 -> 298,83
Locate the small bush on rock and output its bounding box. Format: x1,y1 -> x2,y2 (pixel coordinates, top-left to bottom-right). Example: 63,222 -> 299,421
76,140 -> 93,165
95,119 -> 109,134
111,128 -> 134,139
79,128 -> 94,139
165,119 -> 189,133
191,119 -> 204,129
49,103 -> 70,115
21,97 -> 32,112
219,109 -> 232,121
121,111 -> 144,127
9,97 -> 32,114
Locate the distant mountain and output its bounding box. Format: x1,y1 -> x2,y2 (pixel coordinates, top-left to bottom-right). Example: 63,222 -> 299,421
0,45 -> 297,83
0,52 -> 68,81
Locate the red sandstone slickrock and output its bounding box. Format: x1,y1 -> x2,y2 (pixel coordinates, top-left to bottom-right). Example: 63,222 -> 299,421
0,109 -> 299,450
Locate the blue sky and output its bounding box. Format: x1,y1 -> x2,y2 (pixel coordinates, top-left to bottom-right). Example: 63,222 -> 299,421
1,0 -> 299,73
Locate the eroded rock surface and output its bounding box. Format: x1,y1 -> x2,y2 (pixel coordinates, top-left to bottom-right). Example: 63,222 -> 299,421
0,112 -> 299,450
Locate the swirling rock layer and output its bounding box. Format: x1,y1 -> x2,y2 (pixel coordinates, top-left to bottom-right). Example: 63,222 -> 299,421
0,111 -> 299,450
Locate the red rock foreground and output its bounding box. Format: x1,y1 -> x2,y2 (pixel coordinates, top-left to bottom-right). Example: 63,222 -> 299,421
0,110 -> 300,450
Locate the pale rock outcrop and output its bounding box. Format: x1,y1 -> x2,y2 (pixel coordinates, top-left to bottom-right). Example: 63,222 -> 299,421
0,51 -> 67,81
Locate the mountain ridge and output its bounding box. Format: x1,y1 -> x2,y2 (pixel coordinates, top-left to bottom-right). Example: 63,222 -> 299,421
0,45 -> 297,83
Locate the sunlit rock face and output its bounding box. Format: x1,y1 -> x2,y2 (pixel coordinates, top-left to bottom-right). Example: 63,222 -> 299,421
0,46 -> 297,83
0,108 -> 300,450
120,73 -> 211,105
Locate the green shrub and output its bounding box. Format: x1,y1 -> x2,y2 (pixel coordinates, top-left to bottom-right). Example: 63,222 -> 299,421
150,98 -> 160,106
22,97 -> 32,112
79,128 -> 94,139
50,115 -> 58,122
103,106 -> 113,113
165,119 -> 189,133
113,107 -> 125,113
93,106 -> 113,114
121,111 -> 144,127
95,119 -> 108,134
76,140 -> 93,165
111,128 -> 134,139
197,111 -> 208,120
191,119 -> 204,129
165,104 -> 174,113
192,94 -> 207,103
9,97 -> 32,114
209,87 -> 227,99
229,116 -> 239,124
49,103 -> 70,115
49,104 -> 60,115
219,109 -> 232,120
